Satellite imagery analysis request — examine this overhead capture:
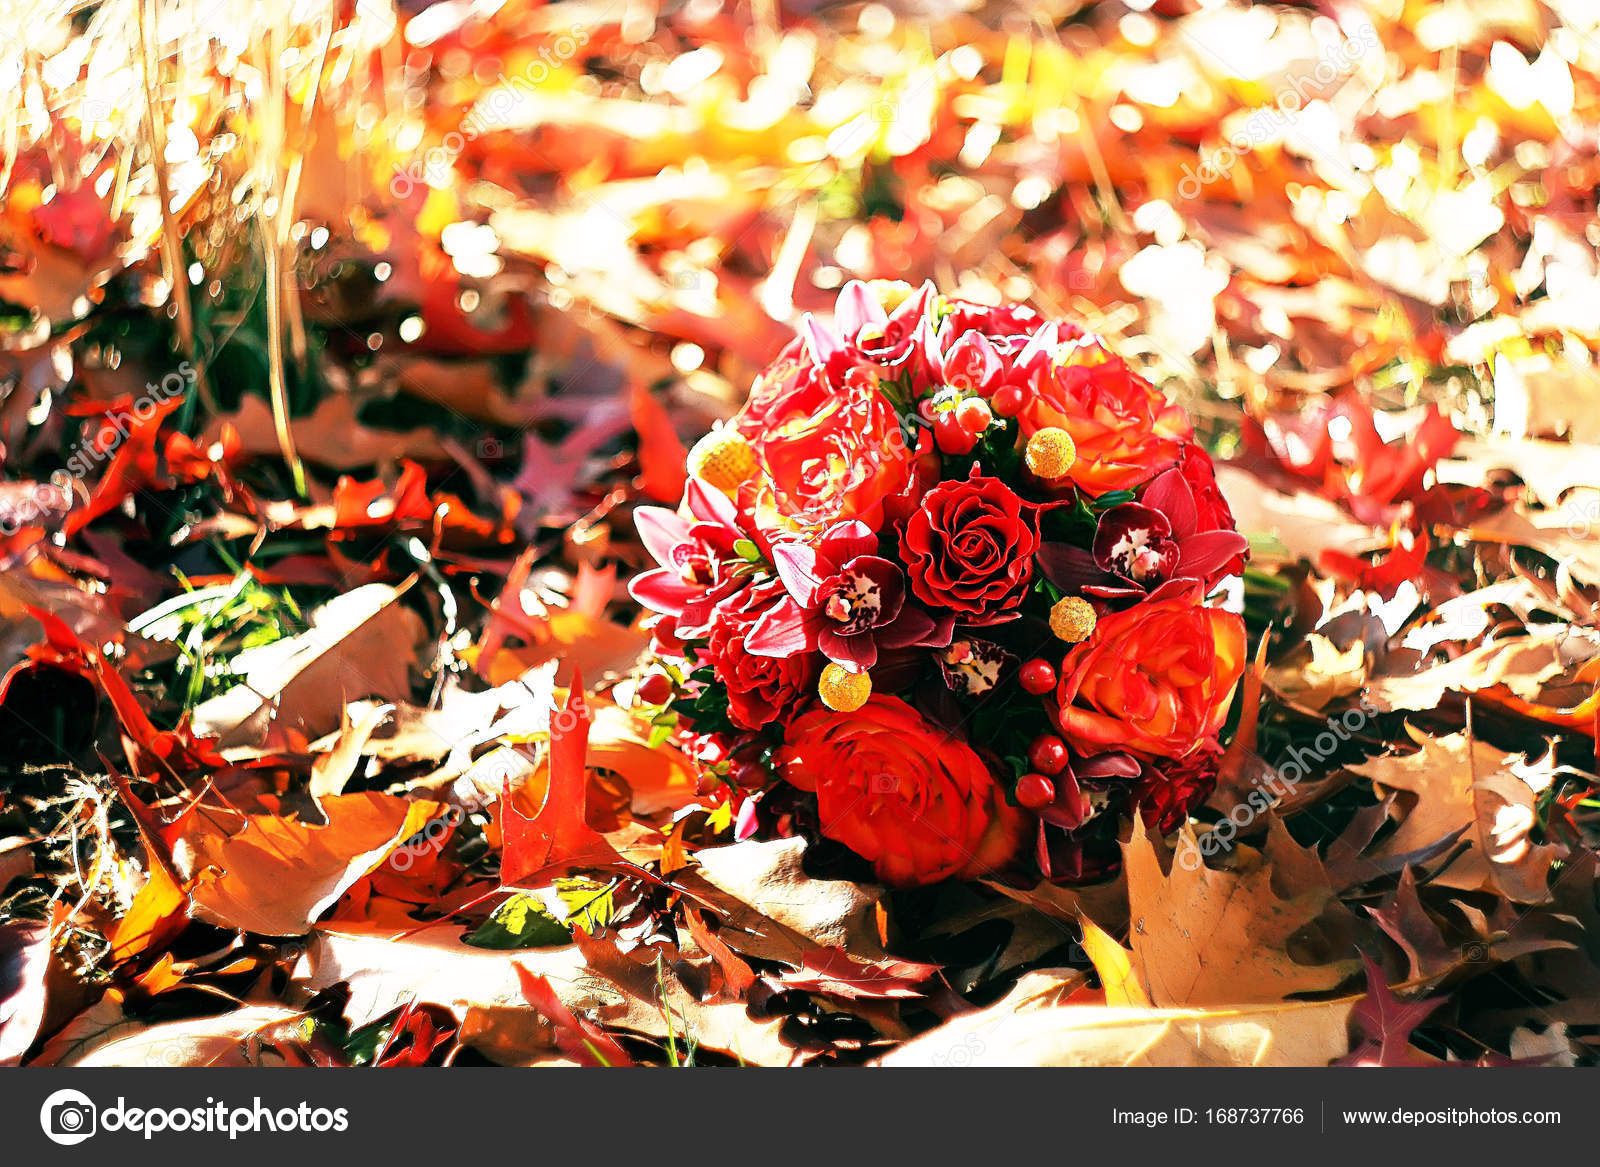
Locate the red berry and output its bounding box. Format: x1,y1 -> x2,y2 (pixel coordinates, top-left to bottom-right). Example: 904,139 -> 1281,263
934,413 -> 977,455
991,384 -> 1025,418
1028,735 -> 1069,776
637,672 -> 673,705
731,761 -> 771,789
1016,773 -> 1056,810
1018,658 -> 1056,695
954,397 -> 993,435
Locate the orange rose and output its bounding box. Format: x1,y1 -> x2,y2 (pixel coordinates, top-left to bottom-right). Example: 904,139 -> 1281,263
777,696 -> 1024,887
1018,337 -> 1191,495
1054,594 -> 1245,758
733,354 -> 912,543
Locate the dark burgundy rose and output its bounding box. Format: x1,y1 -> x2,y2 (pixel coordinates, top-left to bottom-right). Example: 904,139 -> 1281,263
1132,749 -> 1220,835
903,469 -> 1039,624
704,579 -> 818,731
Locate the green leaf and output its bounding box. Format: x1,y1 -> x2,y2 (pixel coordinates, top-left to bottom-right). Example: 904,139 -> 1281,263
1088,489 -> 1136,512
465,894 -> 571,949
343,1017 -> 393,1066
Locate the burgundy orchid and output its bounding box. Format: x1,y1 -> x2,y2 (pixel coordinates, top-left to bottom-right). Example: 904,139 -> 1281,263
1033,749 -> 1143,884
629,477 -> 750,641
748,521 -> 952,670
1037,462 -> 1250,602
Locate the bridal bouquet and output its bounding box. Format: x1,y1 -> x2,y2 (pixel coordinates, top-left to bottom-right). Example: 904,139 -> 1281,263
631,281 -> 1248,886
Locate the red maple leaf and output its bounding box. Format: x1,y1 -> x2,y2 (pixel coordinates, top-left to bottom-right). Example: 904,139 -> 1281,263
777,949 -> 943,1001
628,381 -> 688,504
497,673 -> 629,887
1338,955 -> 1444,1066
514,964 -> 634,1067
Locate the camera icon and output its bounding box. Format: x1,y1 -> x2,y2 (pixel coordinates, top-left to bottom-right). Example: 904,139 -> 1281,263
40,1089 -> 97,1145
868,772 -> 899,795
477,435 -> 505,459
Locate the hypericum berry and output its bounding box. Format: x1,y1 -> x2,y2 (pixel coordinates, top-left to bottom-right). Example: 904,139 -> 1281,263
1028,735 -> 1069,776
1016,772 -> 1056,810
636,672 -> 673,705
934,413 -> 978,455
954,397 -> 993,435
731,761 -> 771,789
1018,658 -> 1056,695
818,662 -> 872,712
687,428 -> 759,493
1049,595 -> 1097,643
990,384 -> 1024,418
1024,426 -> 1077,480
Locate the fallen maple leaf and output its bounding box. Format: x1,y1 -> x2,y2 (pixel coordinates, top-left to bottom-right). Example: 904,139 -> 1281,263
514,964 -> 635,1067
776,949 -> 941,1001
1123,817 -> 1361,1006
628,380 -> 688,503
175,792 -> 443,937
879,972 -> 1357,1067
1347,727 -> 1564,903
686,836 -> 890,963
1336,955 -> 1445,1067
0,922 -> 51,1066
497,676 -> 629,886
191,583 -> 425,752
1078,918 -> 1152,1008
50,1005 -> 333,1068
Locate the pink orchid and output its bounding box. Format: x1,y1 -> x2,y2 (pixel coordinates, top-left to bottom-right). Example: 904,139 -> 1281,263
629,477 -> 750,639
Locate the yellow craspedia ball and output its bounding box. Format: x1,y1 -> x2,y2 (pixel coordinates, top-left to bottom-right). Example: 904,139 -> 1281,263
1025,427 -> 1077,480
688,429 -> 758,494
818,663 -> 872,712
1049,596 -> 1097,643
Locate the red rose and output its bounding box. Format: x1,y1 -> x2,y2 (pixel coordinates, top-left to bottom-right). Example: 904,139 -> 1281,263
733,354 -> 912,544
1054,591 -> 1245,758
777,696 -> 1025,887
704,579 -> 817,731
902,470 -> 1038,624
1132,750 -> 1220,835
